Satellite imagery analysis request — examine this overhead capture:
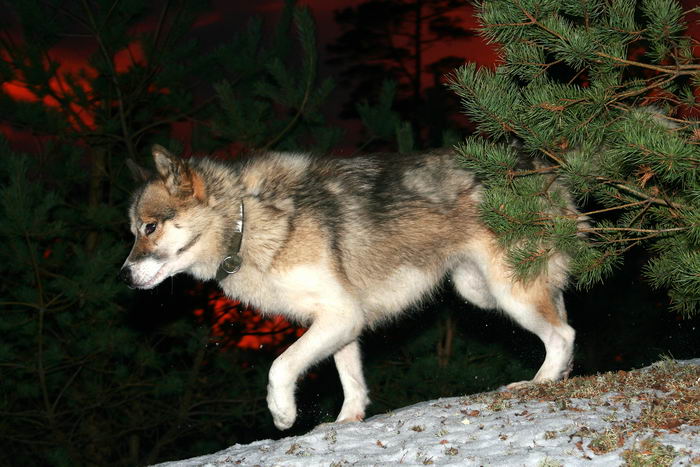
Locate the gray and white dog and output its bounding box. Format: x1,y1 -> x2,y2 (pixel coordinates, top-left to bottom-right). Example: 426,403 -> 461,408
121,145 -> 578,430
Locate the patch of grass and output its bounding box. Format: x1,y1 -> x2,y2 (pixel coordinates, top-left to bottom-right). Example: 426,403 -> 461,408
457,360 -> 698,464
503,360 -> 699,403
488,398 -> 512,411
621,438 -> 676,467
323,428 -> 338,444
588,428 -> 625,454
444,446 -> 459,456
490,360 -> 699,436
635,390 -> 700,432
538,458 -> 563,467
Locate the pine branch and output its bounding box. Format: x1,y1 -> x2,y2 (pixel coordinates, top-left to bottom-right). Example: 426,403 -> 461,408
596,177 -> 688,211
581,226 -> 688,234
594,51 -> 700,73
458,0 -> 700,313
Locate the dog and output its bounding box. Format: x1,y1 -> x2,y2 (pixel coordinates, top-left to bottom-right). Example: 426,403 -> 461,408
120,145 -> 579,430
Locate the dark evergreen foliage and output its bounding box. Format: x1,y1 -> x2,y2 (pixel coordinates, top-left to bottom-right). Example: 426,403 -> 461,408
328,0 -> 473,148
448,0 -> 700,316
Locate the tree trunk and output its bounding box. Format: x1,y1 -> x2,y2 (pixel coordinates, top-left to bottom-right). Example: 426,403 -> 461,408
412,0 -> 423,147
437,312 -> 455,368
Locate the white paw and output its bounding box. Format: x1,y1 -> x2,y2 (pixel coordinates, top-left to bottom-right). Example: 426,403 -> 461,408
505,371 -> 566,390
505,380 -> 533,390
335,394 -> 369,423
267,382 -> 297,430
335,413 -> 364,424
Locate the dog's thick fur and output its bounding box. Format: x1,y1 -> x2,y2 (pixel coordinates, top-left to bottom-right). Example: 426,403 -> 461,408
121,145 -> 578,430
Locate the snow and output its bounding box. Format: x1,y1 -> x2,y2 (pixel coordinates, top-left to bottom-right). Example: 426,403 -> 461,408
156,359 -> 700,466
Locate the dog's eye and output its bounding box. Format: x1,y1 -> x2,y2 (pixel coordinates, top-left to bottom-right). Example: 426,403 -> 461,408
145,223 -> 157,235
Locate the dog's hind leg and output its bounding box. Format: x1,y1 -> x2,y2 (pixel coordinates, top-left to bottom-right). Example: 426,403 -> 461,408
267,310 -> 363,430
494,282 -> 575,387
452,254 -> 574,387
333,340 -> 370,423
451,260 -> 498,310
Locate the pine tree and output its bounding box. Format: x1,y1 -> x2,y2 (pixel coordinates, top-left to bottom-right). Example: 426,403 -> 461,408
328,0 -> 472,148
210,3 -> 341,153
447,0 -> 700,316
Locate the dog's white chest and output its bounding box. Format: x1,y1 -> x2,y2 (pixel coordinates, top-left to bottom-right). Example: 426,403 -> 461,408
220,262 -> 354,325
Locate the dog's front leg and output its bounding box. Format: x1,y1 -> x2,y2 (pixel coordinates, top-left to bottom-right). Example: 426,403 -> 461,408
267,314 -> 362,430
333,340 -> 369,423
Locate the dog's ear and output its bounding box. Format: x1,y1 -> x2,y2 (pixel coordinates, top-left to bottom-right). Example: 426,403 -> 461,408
151,145 -> 207,202
152,144 -> 180,180
126,158 -> 151,182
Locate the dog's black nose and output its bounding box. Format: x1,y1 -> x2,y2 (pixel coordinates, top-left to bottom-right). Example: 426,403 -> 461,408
118,266 -> 134,288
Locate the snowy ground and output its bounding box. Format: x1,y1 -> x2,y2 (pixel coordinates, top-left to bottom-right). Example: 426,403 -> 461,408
157,359 -> 700,466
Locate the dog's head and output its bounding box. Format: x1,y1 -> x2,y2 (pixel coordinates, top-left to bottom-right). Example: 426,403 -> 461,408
120,145 -> 212,289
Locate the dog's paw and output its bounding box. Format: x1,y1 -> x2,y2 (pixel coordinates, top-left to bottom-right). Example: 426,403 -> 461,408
335,413 -> 364,424
505,373 -> 565,390
335,395 -> 369,424
504,380 -> 533,390
267,383 -> 297,430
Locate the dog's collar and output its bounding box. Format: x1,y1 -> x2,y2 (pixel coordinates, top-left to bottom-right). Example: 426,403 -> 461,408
216,200 -> 244,281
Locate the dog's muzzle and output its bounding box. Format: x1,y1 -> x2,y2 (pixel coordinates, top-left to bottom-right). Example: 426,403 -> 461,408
118,266 -> 136,289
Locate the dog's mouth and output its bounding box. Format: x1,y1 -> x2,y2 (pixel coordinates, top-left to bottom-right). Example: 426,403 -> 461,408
132,262 -> 171,289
